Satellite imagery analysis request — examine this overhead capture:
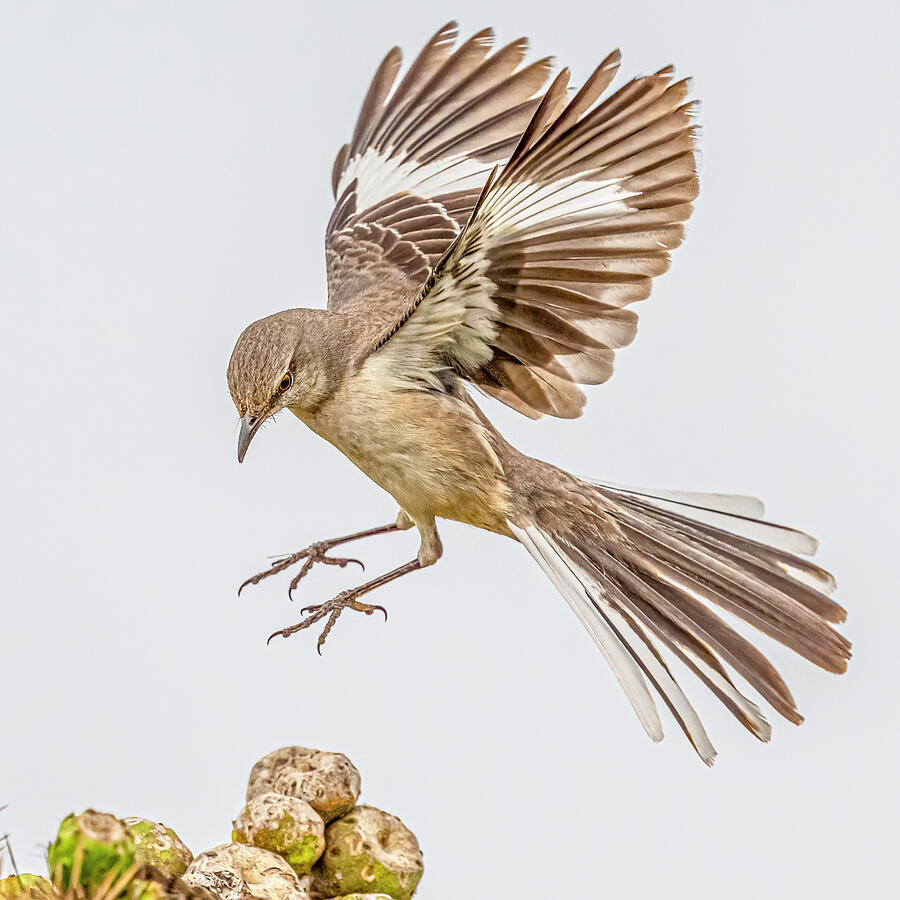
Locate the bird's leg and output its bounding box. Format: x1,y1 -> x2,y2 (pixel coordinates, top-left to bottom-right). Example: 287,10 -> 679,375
239,512 -> 413,598
267,559 -> 424,653
267,517 -> 442,653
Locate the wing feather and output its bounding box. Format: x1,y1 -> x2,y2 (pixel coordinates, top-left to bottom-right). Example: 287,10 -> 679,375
326,24 -> 555,317
370,53 -> 697,417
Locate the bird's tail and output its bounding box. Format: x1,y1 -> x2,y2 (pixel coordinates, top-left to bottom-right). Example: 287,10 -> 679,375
508,479 -> 850,764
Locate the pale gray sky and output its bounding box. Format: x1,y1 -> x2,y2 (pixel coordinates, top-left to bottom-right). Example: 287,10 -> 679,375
1,1 -> 898,897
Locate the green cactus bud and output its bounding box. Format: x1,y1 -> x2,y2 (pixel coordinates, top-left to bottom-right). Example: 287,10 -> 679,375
311,807 -> 422,900
329,895 -> 393,900
246,748 -> 360,823
47,811 -> 135,897
0,875 -> 61,900
232,794 -> 324,876
123,820 -> 192,879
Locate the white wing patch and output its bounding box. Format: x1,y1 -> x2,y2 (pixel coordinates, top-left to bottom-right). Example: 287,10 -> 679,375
350,32 -> 699,422
337,147 -> 496,216
485,174 -> 637,236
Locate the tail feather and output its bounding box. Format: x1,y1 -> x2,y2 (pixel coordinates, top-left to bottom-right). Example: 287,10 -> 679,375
613,515 -> 850,672
592,480 -> 818,555
594,481 -> 767,517
565,545 -> 719,764
581,561 -> 773,742
513,522 -> 717,764
609,491 -> 847,626
515,523 -> 665,742
600,547 -> 804,724
510,481 -> 850,762
619,495 -> 843,609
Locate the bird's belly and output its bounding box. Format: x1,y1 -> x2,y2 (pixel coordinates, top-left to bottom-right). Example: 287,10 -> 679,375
297,386 -> 509,533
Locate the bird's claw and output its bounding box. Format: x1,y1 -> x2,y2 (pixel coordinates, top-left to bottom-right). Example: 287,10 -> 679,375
267,590 -> 388,652
238,540 -> 364,597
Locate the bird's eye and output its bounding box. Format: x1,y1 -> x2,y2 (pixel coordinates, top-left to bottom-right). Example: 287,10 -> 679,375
277,372 -> 292,393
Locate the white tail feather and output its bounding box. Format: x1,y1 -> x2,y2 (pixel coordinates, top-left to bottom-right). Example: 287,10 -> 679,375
777,559 -> 837,595
510,522 -> 664,743
513,521 -> 724,764
510,514 -> 784,762
592,482 -> 766,517
563,544 -> 718,764
592,481 -> 818,556
679,647 -> 772,742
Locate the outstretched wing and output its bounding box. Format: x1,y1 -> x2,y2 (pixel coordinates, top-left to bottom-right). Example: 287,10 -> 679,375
369,57 -> 698,418
325,22 -> 554,322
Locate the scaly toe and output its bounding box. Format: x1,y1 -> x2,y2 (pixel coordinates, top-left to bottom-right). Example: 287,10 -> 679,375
238,550 -> 309,596
299,602 -> 325,617
287,558 -> 317,600
316,608 -> 343,655
321,555 -> 365,571
270,590 -> 388,650
266,603 -> 329,644
267,625 -> 296,645
351,601 -> 387,621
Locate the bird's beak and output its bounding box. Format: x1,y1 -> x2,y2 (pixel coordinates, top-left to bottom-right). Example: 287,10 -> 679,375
237,413 -> 264,463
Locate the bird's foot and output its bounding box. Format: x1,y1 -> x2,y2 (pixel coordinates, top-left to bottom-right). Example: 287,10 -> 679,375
266,590 -> 387,653
238,541 -> 364,599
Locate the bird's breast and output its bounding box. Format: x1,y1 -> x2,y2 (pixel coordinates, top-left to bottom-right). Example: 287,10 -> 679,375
293,373 -> 510,533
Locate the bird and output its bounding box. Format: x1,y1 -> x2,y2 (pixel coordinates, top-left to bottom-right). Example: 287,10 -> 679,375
227,21 -> 850,763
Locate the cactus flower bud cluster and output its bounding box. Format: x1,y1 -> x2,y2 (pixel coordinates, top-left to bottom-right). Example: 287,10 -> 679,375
0,745 -> 422,900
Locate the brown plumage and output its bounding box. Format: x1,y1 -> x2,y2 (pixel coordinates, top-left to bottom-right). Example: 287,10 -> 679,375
227,21 -> 849,764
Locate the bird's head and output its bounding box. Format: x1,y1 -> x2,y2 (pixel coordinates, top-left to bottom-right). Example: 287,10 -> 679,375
227,308 -> 338,462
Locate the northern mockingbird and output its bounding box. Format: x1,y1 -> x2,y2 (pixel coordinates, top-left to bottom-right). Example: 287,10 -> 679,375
227,22 -> 849,762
